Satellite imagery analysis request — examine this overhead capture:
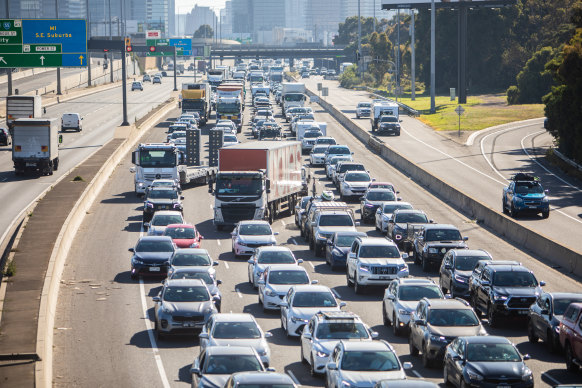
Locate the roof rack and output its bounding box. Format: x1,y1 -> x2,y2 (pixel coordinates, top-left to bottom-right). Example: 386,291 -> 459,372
320,311 -> 358,320
510,173 -> 539,182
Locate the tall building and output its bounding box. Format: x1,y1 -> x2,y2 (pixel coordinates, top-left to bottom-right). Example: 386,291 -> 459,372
251,0 -> 285,43
342,0 -> 391,20
231,0 -> 252,36
305,0 -> 344,45
188,5 -> 217,36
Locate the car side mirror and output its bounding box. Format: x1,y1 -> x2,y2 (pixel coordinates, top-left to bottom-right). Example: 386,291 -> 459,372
452,355 -> 462,361
152,296 -> 160,302
274,232 -> 279,236
190,367 -> 200,375
213,261 -> 219,266
247,259 -> 254,264
339,302 -> 347,308
303,332 -> 312,340
266,367 -> 276,372
463,236 -> 469,241
388,219 -> 394,223
217,280 -> 222,285
212,295 -> 220,302
445,264 -> 452,270
264,332 -> 273,338
371,331 -> 379,339
355,221 -> 360,226
231,231 -> 236,236
402,362 -> 413,370
280,301 -> 288,308
540,281 -> 546,287
144,222 -> 150,228
540,309 -> 549,315
481,281 -> 491,287
402,253 -> 408,259
297,259 -> 304,264
429,219 -> 434,223
258,279 -> 265,285
415,319 -> 425,326
199,333 -> 209,339
523,354 -> 531,361
507,190 -> 513,195
359,196 -> 365,201
128,248 -> 135,252
180,196 -> 185,200
397,197 -> 402,201
130,167 -> 136,173
311,280 -> 319,284
544,189 -> 549,194
327,362 -> 338,370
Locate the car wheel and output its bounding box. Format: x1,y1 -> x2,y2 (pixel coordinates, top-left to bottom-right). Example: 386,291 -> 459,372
253,276 -> 258,289
566,343 -> 580,372
393,313 -> 403,336
547,330 -> 558,353
382,305 -> 390,326
422,344 -> 432,368
440,278 -> 448,294
375,222 -> 380,232
487,304 -> 498,327
443,365 -> 452,386
130,271 -> 137,281
409,334 -> 419,356
354,277 -> 364,294
413,249 -> 420,266
300,343 -> 307,364
315,245 -> 322,257
310,355 -> 317,376
309,238 -> 315,250
527,320 -> 538,343
510,202 -> 518,218
502,199 -> 509,214
346,268 -> 354,287
542,210 -> 550,219
422,255 -> 430,272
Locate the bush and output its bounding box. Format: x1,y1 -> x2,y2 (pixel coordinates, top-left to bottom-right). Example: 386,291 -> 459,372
509,47 -> 555,104
339,65 -> 360,88
506,85 -> 520,104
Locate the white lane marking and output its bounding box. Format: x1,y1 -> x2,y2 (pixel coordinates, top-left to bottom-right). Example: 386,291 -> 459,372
287,371 -> 300,385
411,370 -> 422,378
216,239 -> 221,246
281,219 -> 286,226
224,261 -> 229,269
466,118 -> 543,146
308,261 -> 315,269
139,279 -> 171,388
292,239 -> 298,245
333,290 -> 342,299
1,177 -> 6,182
542,372 -> 562,386
235,288 -> 243,298
404,127 -> 506,185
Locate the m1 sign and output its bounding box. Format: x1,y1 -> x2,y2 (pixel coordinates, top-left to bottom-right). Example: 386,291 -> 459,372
146,30 -> 161,39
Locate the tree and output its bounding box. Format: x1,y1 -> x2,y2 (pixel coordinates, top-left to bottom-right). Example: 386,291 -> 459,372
193,24 -> 214,39
507,46 -> 555,104
333,16 -> 376,46
368,32 -> 394,85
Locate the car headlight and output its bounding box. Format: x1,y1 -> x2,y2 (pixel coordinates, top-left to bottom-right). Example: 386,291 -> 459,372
428,247 -> 438,253
542,197 -> 549,203
316,350 -> 330,358
467,370 -> 484,382
162,306 -> 171,314
493,293 -> 508,301
258,349 -> 268,356
359,264 -> 370,272
398,263 -> 408,272
429,334 -> 446,343
291,316 -> 308,324
190,242 -> 200,248
173,203 -> 182,209
398,309 -> 411,315
522,368 -> 533,381
454,274 -> 466,283
145,202 -> 154,208
364,203 -> 374,208
265,289 -> 276,296
237,240 -> 247,246
132,257 -> 144,265
514,196 -> 523,204
340,381 -> 352,388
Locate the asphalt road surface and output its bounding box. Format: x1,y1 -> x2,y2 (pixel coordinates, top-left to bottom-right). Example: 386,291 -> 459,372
53,90 -> 582,387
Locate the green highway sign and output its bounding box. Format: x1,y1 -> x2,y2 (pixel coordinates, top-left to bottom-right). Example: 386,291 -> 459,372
0,19 -> 87,68
146,38 -> 184,56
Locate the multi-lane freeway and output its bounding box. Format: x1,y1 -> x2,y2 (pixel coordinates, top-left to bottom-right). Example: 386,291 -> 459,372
51,75 -> 581,387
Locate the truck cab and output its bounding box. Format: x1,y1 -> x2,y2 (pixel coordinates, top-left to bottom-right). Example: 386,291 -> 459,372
131,143 -> 181,195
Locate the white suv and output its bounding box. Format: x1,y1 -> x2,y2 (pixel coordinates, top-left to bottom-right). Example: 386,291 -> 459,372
346,237 -> 409,294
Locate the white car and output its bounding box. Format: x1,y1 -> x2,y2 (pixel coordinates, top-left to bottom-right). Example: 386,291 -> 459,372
199,313 -> 273,366
280,285 -> 346,337
355,102 -> 372,119
310,145 -> 330,166
325,156 -> 352,179
315,137 -> 337,146
340,171 -> 373,200
374,201 -> 413,233
61,112 -> 83,131
222,133 -> 239,147
167,130 -> 187,143
247,246 -> 302,288
146,210 -> 184,236
258,265 -> 314,310
300,311 -> 378,376
324,145 -> 353,165
231,221 -> 278,258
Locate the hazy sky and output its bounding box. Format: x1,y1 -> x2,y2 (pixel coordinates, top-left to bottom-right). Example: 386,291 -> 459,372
175,0 -> 226,13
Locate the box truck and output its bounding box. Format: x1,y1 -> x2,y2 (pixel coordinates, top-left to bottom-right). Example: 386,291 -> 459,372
12,118 -> 60,175
6,95 -> 42,135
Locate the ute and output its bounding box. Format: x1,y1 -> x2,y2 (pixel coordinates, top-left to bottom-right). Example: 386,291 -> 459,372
502,173 -> 550,218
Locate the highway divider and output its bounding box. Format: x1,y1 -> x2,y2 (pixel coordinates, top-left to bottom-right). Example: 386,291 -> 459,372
34,92 -> 179,388
305,85 -> 582,277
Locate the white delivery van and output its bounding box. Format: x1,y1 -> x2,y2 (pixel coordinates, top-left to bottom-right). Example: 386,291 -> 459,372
61,113 -> 83,132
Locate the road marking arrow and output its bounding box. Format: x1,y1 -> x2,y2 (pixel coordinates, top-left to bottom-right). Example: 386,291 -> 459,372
40,55 -> 45,65
79,55 -> 84,65
0,57 -> 6,64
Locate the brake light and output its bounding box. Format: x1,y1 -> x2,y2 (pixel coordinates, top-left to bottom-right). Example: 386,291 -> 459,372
14,145 -> 21,152
41,146 -> 48,152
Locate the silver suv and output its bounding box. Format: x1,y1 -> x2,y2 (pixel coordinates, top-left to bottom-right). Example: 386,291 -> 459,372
310,210 -> 358,257
346,237 -> 409,294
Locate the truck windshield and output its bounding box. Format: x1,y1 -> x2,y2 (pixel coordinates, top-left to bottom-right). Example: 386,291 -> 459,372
284,93 -> 304,102
139,149 -> 177,168
216,174 -> 263,197
217,102 -> 241,114
425,229 -> 462,241
182,100 -> 204,110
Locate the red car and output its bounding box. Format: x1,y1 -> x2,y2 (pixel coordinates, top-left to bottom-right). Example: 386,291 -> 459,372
368,181 -> 398,194
559,302 -> 582,372
163,224 -> 203,248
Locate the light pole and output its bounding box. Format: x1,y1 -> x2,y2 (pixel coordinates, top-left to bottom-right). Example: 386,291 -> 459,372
410,9 -> 415,100
56,0 -> 62,95
357,0 -> 361,76
5,0 -> 12,95
430,0 -> 436,113
86,0 -> 92,87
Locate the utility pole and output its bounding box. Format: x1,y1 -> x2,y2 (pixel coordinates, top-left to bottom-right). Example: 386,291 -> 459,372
357,0 -> 361,76
396,9 -> 400,89
430,0 -> 436,114
86,0 -> 92,87
6,0 -> 12,95
410,9 -> 415,100
373,0 -> 376,32
56,0 -> 62,95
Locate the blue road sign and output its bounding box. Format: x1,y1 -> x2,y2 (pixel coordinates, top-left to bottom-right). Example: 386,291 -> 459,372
169,38 -> 192,56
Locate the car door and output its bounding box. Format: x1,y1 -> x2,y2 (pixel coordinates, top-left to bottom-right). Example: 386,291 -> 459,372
440,252 -> 453,291
232,224 -> 239,247
453,338 -> 466,385
259,268 -> 269,299
477,269 -> 492,311
506,182 -> 515,206
200,316 -> 214,350
328,345 -> 342,388
347,241 -> 359,279
282,288 -> 294,328
301,319 -> 316,362
384,281 -> 397,320
410,303 -> 424,350
326,233 -> 336,260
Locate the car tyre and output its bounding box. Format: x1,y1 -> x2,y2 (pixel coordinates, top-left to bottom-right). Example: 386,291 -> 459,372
413,249 -> 420,266
310,355 -> 317,377
443,365 -> 452,386
566,343 -> 579,372
542,210 -> 550,219
422,255 -> 430,272
354,277 -> 364,294
527,320 -> 538,343
487,304 -> 498,327
130,271 -> 137,281
346,268 -> 354,287
510,202 -> 518,218
502,199 -> 509,214
409,334 -> 419,356
393,313 -> 403,336
422,344 -> 432,368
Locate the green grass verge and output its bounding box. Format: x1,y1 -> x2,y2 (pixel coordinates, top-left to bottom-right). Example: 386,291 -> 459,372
396,94 -> 544,132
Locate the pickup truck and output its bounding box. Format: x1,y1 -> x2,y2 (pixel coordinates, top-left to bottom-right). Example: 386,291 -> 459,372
412,224 -> 468,272
386,209 -> 433,252
502,173 -> 549,218
559,302 -> 582,372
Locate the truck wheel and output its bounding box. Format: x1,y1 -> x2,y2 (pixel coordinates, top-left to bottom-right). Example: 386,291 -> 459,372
53,158 -> 59,171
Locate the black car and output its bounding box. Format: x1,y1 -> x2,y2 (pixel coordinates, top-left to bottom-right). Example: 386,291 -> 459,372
443,336 -> 533,388
468,260 -> 521,304
129,236 -> 175,280
412,224 -> 468,272
325,231 -> 367,270
439,249 -> 492,299
527,291 -> 582,352
0,127 -> 11,146
387,209 -> 433,251
143,187 -> 184,222
359,189 -> 400,223
471,264 -> 545,327
375,115 -> 401,136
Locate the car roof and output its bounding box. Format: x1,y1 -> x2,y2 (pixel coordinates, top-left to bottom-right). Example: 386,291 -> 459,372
256,246 -> 292,253
462,335 -> 512,345
488,265 -> 531,273
211,313 -> 256,322
205,346 -> 258,356
450,249 -> 490,257
366,188 -> 394,194
293,284 -> 333,293
396,278 -> 436,285
376,380 -> 438,388
174,248 -> 208,254
165,278 -> 206,287
333,231 -> 367,237
357,237 -> 397,247
381,201 -> 410,207
138,235 -> 173,242
238,220 -> 271,226
166,223 -> 195,229
231,372 -> 294,384
423,224 -> 458,230
424,298 -> 471,309
342,340 -> 390,351
546,292 -> 582,299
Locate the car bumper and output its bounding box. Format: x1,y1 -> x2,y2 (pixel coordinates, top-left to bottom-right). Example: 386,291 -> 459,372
235,243 -> 274,256
287,319 -> 309,337
311,157 -> 326,165
463,379 -> 533,388
312,352 -> 331,374
357,111 -> 371,117
341,187 -> 367,197
356,270 -> 409,285
491,303 -> 530,318
156,316 -> 206,334
425,341 -> 450,361
329,255 -> 347,268
361,206 -> 378,220
131,263 -> 169,277
450,281 -> 470,298
263,293 -> 286,310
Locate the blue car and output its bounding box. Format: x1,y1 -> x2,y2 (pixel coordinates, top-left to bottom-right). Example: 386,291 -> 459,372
325,231 -> 367,270
502,173 -> 549,218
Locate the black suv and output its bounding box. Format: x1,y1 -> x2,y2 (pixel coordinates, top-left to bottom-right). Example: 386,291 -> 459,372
387,209 -> 433,252
0,127 -> 11,146
143,187 -> 184,222
471,264 -> 545,327
438,249 -> 492,299
412,224 -> 468,272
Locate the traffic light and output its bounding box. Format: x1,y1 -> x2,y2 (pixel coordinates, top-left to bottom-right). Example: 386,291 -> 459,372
126,45 -> 133,52
149,46 -> 156,52
356,51 -> 361,61
125,37 -> 132,52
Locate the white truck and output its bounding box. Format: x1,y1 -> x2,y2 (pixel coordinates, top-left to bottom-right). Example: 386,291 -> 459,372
209,141 -> 303,229
281,82 -> 307,111
251,82 -> 270,97
6,95 -> 43,136
130,143 -> 217,195
371,101 -> 399,130
12,118 -> 60,175
207,68 -> 226,88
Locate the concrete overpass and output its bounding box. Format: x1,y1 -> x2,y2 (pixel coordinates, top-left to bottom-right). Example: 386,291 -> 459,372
210,45 -> 349,61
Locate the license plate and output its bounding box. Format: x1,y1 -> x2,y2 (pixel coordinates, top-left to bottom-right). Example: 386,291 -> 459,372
497,385 -> 510,388
379,276 -> 391,280
528,206 -> 538,209
149,267 -> 160,272
518,310 -> 528,315
183,322 -> 195,327
26,163 -> 36,167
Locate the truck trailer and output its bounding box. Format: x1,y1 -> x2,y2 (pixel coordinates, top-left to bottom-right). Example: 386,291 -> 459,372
281,82 -> 306,111
181,83 -> 211,125
12,118 -> 60,175
210,141 -> 303,229
6,95 -> 42,135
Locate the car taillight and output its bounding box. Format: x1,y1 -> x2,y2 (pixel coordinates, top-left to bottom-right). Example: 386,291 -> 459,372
14,145 -> 21,152
41,146 -> 48,152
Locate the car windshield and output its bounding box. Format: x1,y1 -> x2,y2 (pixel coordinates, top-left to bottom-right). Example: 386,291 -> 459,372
135,240 -> 174,253
336,235 -> 361,247
340,165 -> 365,173
152,214 -> 183,226
493,271 -> 538,287
398,285 -> 442,301
554,298 -> 582,315
269,270 -> 309,285
204,355 -> 263,374
312,146 -> 329,154
300,197 -> 311,209
147,190 -> 178,200
163,286 -> 209,302
428,309 -> 479,326
466,343 -> 521,362
170,271 -> 213,284
395,213 -> 428,223
239,224 -> 272,236
317,138 -> 336,145
383,203 -> 412,213
257,251 -> 295,264
164,227 -> 196,239
292,292 -> 337,307
358,103 -> 371,108
319,214 -> 354,227
454,256 -> 491,271
212,322 -> 261,339
328,147 -> 350,155
515,182 -> 544,194
238,385 -> 294,388
344,173 -> 371,182
341,351 -> 400,371
366,191 -> 396,201
316,322 -> 369,339
224,135 -> 237,142
425,229 -> 462,241
358,245 -> 401,258
304,131 -> 322,138
171,252 -> 211,266
171,132 -> 186,139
